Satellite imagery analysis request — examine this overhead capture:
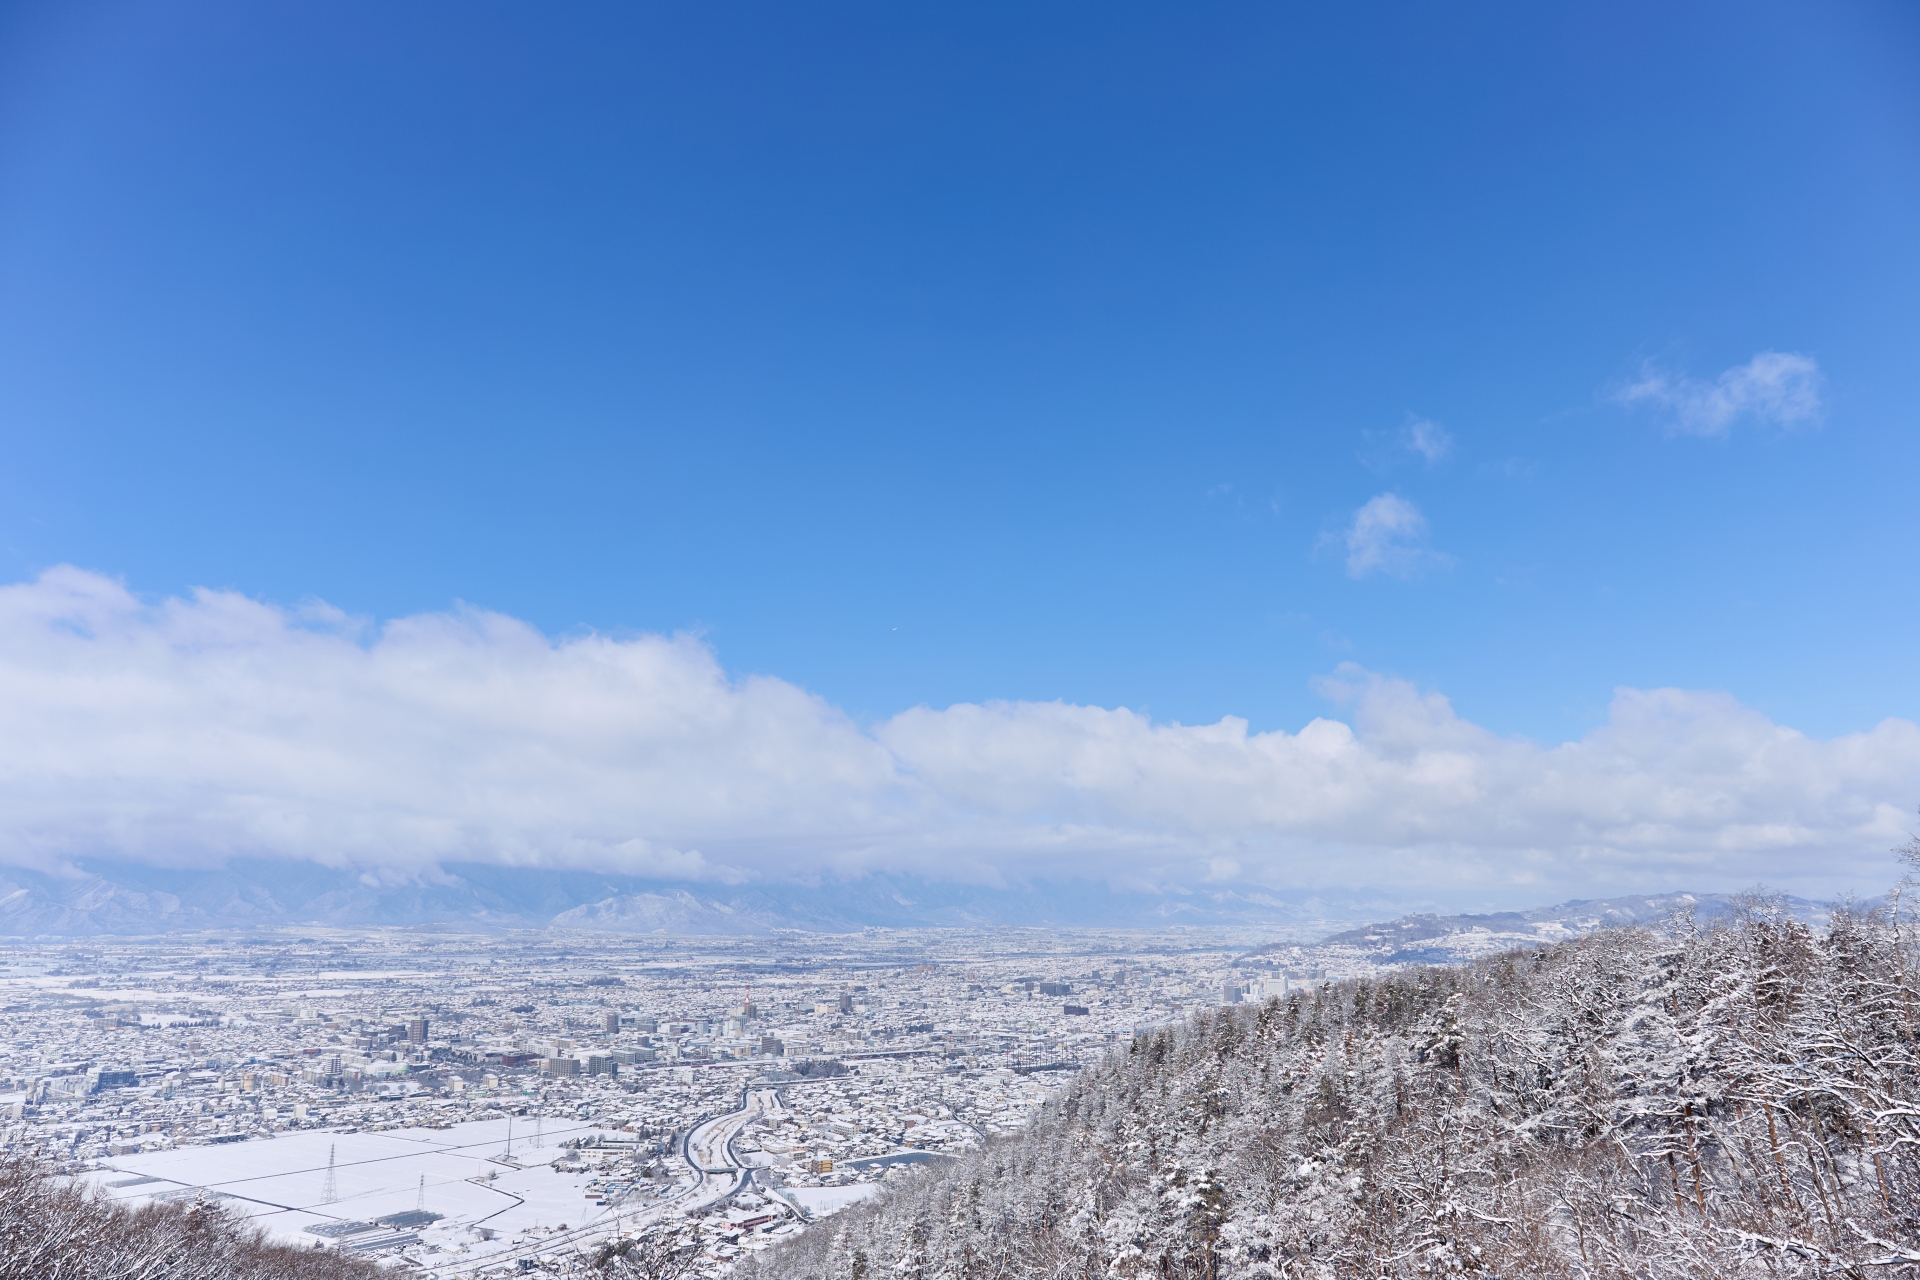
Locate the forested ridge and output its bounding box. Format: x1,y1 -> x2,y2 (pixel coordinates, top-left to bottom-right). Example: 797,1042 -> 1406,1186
748,897 -> 1920,1279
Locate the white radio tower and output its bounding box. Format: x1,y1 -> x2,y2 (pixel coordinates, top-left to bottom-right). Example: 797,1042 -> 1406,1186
322,1145 -> 337,1203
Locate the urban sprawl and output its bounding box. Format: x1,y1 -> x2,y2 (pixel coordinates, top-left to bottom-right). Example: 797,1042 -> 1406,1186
0,927 -> 1352,1274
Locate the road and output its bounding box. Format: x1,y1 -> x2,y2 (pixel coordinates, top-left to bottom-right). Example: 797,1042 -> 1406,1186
436,1088 -> 781,1275
683,1087 -> 782,1203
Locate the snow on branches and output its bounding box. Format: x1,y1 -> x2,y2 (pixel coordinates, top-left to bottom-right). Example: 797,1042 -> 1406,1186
743,897 -> 1920,1279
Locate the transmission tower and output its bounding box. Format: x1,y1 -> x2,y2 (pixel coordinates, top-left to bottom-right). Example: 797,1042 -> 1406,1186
505,1118 -> 513,1158
534,1113 -> 543,1149
416,1174 -> 425,1213
322,1145 -> 336,1203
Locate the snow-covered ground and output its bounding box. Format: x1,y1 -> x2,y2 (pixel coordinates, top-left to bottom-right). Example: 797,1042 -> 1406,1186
785,1184 -> 882,1217
85,1117 -> 634,1248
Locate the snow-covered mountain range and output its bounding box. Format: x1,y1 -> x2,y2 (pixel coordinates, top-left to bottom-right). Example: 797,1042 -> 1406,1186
0,859 -> 1850,942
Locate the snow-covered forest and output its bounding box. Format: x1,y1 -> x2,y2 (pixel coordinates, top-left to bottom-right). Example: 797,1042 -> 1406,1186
0,1155 -> 385,1280
745,895 -> 1920,1278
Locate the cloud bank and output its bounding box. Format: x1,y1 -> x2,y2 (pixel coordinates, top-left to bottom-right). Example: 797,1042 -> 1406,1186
2,567 -> 1915,902
1617,350 -> 1824,437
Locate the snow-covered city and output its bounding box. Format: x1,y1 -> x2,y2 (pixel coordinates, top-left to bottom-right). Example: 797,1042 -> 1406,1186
0,924 -> 1358,1274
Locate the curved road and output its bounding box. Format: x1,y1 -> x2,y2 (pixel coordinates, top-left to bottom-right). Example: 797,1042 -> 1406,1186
437,1088 -> 781,1276
681,1089 -> 764,1201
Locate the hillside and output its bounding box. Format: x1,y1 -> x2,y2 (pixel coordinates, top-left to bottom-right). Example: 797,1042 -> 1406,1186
0,1155 -> 384,1280
744,898 -> 1920,1279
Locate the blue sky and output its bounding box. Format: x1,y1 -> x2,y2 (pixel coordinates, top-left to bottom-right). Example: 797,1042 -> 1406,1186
2,3 -> 1918,903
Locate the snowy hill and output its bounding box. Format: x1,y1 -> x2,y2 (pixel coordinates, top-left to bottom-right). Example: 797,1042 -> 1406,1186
1242,890 -> 1835,967
744,900 -> 1920,1279
548,889 -> 776,934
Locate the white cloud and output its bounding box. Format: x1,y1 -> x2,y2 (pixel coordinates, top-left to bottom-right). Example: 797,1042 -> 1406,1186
0,568 -> 1914,900
1616,350 -> 1824,438
1405,417 -> 1453,464
1336,493 -> 1453,579
0,567 -> 916,884
1361,415 -> 1454,469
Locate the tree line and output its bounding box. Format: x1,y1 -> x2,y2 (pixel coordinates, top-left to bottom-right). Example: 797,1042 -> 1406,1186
746,886 -> 1920,1278
0,1156 -> 386,1280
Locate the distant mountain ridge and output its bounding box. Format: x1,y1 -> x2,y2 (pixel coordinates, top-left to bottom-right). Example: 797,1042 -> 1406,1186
0,860 -> 1395,937
0,861 -> 1852,942
1243,890 -> 1838,966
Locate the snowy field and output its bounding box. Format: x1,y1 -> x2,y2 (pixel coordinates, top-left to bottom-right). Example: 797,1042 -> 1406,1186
84,1117 -> 639,1247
